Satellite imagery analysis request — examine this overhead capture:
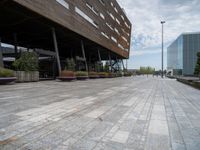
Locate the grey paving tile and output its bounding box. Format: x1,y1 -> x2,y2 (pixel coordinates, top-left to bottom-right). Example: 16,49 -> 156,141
0,77 -> 200,150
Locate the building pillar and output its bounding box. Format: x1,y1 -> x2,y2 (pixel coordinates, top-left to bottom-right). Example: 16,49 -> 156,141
121,59 -> 125,71
116,57 -> 120,71
98,49 -> 102,72
126,59 -> 128,70
0,38 -> 4,67
13,33 -> 18,58
109,52 -> 112,72
98,49 -> 102,62
52,56 -> 57,79
52,27 -> 61,75
81,40 -> 88,72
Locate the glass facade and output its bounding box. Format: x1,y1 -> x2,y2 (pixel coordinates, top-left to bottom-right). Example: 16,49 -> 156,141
167,32 -> 200,75
167,35 -> 183,75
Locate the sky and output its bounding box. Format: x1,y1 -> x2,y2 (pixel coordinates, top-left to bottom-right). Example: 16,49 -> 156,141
117,0 -> 200,70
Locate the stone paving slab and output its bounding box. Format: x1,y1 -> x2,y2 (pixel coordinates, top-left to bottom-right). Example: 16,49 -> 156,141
0,76 -> 200,150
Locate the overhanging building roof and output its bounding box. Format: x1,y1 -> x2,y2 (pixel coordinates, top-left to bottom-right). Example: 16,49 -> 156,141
0,0 -> 132,60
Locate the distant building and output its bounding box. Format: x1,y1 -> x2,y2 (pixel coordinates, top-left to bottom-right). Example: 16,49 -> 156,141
167,32 -> 200,76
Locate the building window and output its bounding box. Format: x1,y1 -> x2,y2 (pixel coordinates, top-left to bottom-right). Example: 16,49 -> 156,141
114,7 -> 118,13
122,36 -> 128,42
111,36 -> 117,43
100,13 -> 105,19
116,18 -> 120,25
125,22 -> 130,29
125,48 -> 129,51
75,7 -> 98,28
121,15 -> 125,21
106,23 -> 113,30
99,0 -> 105,5
86,2 -> 99,15
107,11 -> 115,20
101,32 -> 109,39
118,44 -> 125,50
114,28 -> 120,35
56,0 -> 69,9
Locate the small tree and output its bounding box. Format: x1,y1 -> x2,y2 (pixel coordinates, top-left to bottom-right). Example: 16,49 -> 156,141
194,52 -> 200,79
139,66 -> 155,75
13,51 -> 38,71
104,62 -> 110,72
65,58 -> 76,71
95,62 -> 102,72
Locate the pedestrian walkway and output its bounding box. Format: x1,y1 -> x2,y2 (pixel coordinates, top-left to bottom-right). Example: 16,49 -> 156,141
0,76 -> 200,150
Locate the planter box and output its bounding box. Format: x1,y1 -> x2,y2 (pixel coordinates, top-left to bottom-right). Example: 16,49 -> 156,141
76,76 -> 88,80
89,75 -> 99,79
57,76 -> 76,81
15,71 -> 39,82
0,77 -> 16,85
177,77 -> 200,90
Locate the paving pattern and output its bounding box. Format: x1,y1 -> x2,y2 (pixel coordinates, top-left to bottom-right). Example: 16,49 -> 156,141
0,76 -> 200,150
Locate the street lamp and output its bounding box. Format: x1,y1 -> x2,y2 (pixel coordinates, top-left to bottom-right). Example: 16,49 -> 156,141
161,21 -> 165,78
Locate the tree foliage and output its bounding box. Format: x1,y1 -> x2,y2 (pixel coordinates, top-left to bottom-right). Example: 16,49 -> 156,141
13,52 -> 38,72
65,58 -> 76,71
95,62 -> 102,72
139,66 -> 155,75
103,62 -> 110,72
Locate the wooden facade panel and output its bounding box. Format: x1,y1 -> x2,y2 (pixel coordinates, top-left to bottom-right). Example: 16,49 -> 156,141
13,0 -> 131,58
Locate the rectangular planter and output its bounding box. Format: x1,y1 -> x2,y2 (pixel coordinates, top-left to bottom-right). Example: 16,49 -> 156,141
15,71 -> 39,82
177,78 -> 200,90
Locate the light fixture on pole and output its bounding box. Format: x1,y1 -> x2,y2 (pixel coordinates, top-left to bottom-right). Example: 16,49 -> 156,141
161,21 -> 165,78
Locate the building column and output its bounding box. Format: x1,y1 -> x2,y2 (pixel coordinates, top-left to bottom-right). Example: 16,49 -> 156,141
98,49 -> 102,72
98,49 -> 102,62
0,38 -> 4,67
13,33 -> 18,58
81,40 -> 88,72
126,59 -> 128,70
108,52 -> 112,72
52,56 -> 57,79
116,57 -> 120,71
121,59 -> 125,71
52,27 -> 61,75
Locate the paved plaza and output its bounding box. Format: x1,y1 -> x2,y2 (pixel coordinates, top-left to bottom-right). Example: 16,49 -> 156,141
0,76 -> 200,150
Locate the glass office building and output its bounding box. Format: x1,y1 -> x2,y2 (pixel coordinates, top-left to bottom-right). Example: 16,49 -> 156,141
167,32 -> 200,76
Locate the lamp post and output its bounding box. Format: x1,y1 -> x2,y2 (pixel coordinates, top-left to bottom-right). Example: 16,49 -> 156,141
161,21 -> 165,78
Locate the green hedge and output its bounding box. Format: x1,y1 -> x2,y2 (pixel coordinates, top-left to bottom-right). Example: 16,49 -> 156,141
0,67 -> 15,77
75,71 -> 88,77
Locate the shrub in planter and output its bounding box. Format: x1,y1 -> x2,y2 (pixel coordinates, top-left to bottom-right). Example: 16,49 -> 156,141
57,58 -> 76,81
57,70 -> 76,81
124,72 -> 133,77
103,62 -> 110,72
64,58 -> 76,71
13,52 -> 39,82
108,72 -> 115,78
98,72 -> 109,78
116,72 -> 123,77
0,67 -> 16,84
89,71 -> 99,79
75,71 -> 88,80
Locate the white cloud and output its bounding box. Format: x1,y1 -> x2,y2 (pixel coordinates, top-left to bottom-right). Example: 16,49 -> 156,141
131,49 -> 160,56
117,0 -> 200,56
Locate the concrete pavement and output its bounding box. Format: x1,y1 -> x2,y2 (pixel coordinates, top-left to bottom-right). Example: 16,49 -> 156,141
0,76 -> 200,150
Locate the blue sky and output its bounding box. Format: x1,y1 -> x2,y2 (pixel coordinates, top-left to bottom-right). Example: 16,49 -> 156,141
117,0 -> 200,70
